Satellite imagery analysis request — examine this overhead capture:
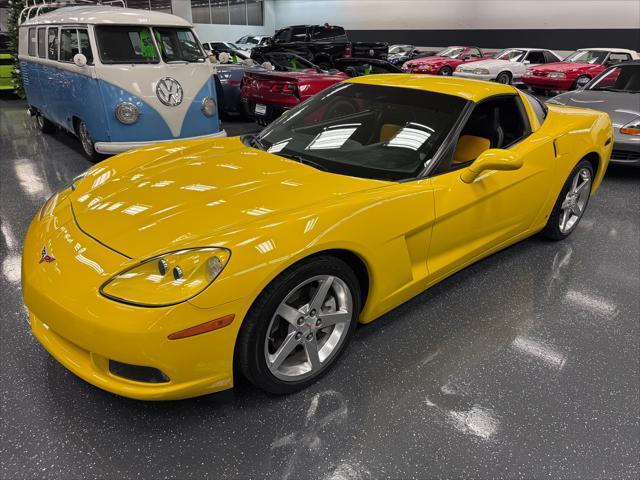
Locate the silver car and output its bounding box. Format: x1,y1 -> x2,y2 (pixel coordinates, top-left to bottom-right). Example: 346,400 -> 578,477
548,61 -> 640,166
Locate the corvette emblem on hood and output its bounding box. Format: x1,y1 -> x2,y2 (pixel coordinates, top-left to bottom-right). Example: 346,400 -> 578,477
39,246 -> 55,264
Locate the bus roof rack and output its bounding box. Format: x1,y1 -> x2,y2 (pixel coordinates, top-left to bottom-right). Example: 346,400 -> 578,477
20,1 -> 126,25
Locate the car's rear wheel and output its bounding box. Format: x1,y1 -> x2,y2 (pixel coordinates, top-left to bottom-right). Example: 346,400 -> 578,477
439,66 -> 453,76
36,113 -> 56,134
496,71 -> 511,84
236,255 -> 360,394
541,159 -> 593,240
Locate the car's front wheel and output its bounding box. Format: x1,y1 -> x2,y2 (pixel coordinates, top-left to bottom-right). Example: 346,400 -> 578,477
439,66 -> 453,76
236,255 -> 361,394
541,159 -> 594,240
496,71 -> 511,84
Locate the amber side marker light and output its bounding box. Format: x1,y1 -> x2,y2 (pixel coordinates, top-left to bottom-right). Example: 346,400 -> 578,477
620,127 -> 640,135
168,314 -> 235,340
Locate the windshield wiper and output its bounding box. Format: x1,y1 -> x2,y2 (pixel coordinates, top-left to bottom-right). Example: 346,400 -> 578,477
277,152 -> 328,172
245,134 -> 265,150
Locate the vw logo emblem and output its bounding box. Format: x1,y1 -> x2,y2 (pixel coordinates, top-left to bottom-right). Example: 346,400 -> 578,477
156,77 -> 183,106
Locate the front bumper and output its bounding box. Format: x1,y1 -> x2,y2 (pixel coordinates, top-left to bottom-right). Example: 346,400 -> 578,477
522,75 -> 574,91
94,130 -> 228,155
610,139 -> 640,166
22,200 -> 249,400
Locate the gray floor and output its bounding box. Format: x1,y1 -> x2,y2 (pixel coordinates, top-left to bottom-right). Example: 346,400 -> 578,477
1,94 -> 639,480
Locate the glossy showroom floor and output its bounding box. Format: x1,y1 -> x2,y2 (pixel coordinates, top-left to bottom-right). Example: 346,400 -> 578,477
1,93 -> 639,480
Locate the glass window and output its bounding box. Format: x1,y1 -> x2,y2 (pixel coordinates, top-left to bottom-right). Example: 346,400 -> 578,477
155,27 -> 205,63
60,29 -> 78,62
467,48 -> 481,58
212,0 -> 230,24
588,65 -> 640,92
247,0 -> 263,26
78,29 -> 93,64
37,27 -> 46,58
229,0 -> 247,25
543,51 -> 559,63
437,47 -> 464,58
565,50 -> 609,65
496,49 -> 526,62
608,53 -> 631,64
47,27 -> 59,60
95,26 -> 159,64
257,83 -> 467,181
28,28 -> 36,56
525,50 -> 546,64
311,25 -> 347,41
523,92 -> 547,124
191,0 -> 211,23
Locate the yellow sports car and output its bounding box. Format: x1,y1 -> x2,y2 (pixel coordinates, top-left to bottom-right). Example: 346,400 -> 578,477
22,75 -> 612,400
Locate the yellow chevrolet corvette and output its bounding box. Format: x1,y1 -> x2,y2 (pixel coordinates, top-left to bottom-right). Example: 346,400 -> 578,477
22,75 -> 612,400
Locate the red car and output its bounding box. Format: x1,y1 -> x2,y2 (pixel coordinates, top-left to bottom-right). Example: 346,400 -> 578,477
401,46 -> 492,75
522,48 -> 639,92
241,64 -> 348,125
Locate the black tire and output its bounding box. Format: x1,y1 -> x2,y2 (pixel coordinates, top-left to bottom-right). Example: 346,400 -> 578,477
235,255 -> 361,394
540,159 -> 594,241
36,114 -> 56,134
439,66 -> 453,76
75,119 -> 104,162
496,71 -> 511,84
573,75 -> 591,90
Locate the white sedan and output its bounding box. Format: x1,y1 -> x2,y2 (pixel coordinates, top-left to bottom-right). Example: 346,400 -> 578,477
453,48 -> 562,84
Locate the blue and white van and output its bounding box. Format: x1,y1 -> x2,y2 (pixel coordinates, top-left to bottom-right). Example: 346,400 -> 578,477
18,1 -> 225,159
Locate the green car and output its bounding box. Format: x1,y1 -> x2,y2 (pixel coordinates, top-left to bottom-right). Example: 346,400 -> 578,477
0,33 -> 14,91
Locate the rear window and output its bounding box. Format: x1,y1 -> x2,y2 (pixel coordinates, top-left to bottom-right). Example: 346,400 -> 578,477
95,26 -> 159,64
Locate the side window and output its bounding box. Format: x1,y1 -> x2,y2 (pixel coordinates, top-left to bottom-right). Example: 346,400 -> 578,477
60,28 -> 78,62
290,27 -> 308,42
608,53 -> 631,64
77,29 -> 93,64
273,29 -> 290,43
37,27 -> 46,58
28,28 -> 36,56
47,27 -> 59,60
543,51 -> 559,63
525,50 -> 545,64
522,92 -> 547,125
468,48 -> 481,58
438,96 -> 530,173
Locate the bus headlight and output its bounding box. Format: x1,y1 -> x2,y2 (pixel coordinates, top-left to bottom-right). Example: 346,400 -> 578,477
201,97 -> 217,117
115,102 -> 140,125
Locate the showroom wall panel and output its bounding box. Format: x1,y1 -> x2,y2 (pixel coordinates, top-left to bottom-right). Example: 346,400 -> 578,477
273,0 -> 640,50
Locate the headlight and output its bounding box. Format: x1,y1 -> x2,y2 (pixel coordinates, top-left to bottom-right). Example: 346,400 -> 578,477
100,247 -> 230,307
474,68 -> 490,75
115,102 -> 140,125
621,118 -> 640,135
525,69 -> 533,75
201,97 -> 217,117
548,72 -> 566,79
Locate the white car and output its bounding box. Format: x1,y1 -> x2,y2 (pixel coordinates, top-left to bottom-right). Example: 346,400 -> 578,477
202,41 -> 251,58
453,48 -> 562,84
236,35 -> 270,50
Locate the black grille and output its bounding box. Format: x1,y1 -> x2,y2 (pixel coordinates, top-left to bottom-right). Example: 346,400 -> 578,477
109,360 -> 170,384
611,149 -> 640,162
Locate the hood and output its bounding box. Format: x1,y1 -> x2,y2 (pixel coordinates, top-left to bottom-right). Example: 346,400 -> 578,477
71,138 -> 386,258
462,58 -> 514,69
549,90 -> 640,127
529,61 -> 602,74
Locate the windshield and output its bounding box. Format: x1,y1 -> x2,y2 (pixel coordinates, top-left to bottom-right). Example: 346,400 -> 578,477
256,83 -> 467,181
252,51 -> 317,71
565,50 -> 608,65
496,49 -> 526,62
437,47 -> 464,58
95,26 -> 159,64
155,28 -> 204,63
588,65 -> 640,92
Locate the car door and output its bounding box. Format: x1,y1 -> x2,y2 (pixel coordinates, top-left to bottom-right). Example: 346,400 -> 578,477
427,94 -> 555,279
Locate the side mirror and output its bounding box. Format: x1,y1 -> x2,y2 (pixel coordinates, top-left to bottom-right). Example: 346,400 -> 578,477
460,148 -> 523,183
73,53 -> 87,67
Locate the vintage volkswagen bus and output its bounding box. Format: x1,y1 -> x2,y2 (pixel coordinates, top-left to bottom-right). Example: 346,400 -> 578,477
18,2 -> 224,159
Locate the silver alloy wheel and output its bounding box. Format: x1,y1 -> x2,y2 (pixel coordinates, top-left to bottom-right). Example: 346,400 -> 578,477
559,167 -> 592,233
576,75 -> 590,88
497,72 -> 510,84
264,275 -> 353,381
440,68 -> 452,76
78,121 -> 94,156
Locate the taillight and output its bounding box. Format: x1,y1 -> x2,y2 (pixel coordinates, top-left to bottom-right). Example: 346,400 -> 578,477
344,43 -> 352,58
270,83 -> 298,95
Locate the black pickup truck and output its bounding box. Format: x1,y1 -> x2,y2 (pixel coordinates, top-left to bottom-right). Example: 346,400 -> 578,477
253,24 -> 388,70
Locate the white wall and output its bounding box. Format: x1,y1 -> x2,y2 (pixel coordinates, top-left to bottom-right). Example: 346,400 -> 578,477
273,0 -> 640,30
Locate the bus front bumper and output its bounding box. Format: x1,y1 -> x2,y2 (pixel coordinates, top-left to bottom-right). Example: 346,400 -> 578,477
95,130 -> 228,155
